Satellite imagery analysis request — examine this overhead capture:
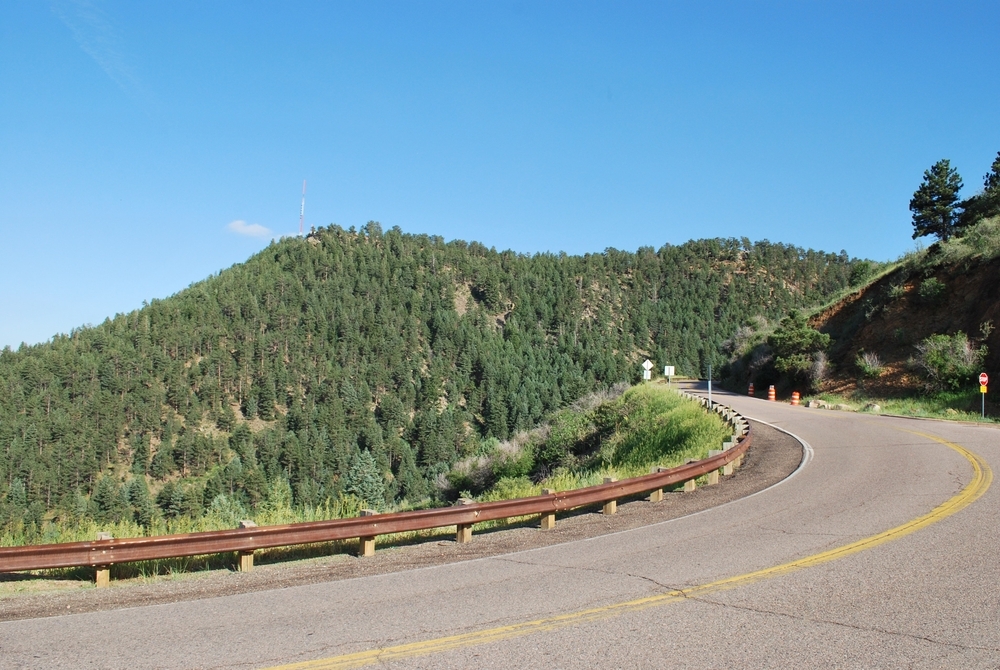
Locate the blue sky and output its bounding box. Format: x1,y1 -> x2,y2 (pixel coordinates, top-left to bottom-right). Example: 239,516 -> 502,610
2,1 -> 998,348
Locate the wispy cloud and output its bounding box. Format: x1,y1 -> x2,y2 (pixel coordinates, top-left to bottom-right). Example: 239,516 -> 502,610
227,220 -> 273,238
51,0 -> 151,104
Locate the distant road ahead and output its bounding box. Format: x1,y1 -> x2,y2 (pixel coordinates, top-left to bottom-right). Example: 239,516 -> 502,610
2,387 -> 998,669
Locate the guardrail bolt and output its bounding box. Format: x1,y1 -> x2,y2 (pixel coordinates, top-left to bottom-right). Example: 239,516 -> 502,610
602,477 -> 618,515
540,488 -> 557,529
359,509 -> 378,557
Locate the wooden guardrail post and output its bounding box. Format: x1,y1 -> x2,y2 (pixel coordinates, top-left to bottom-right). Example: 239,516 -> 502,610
94,532 -> 112,588
682,459 -> 697,492
540,488 -> 556,529
237,520 -> 257,572
455,499 -> 474,543
602,477 -> 618,514
95,567 -> 110,588
648,466 -> 667,502
705,451 -> 721,486
358,509 -> 377,557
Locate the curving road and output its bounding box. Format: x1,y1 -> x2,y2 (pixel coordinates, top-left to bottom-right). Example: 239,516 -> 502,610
2,388 -> 999,669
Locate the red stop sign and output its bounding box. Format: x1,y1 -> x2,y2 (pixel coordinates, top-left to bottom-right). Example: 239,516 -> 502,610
981,372 -> 990,385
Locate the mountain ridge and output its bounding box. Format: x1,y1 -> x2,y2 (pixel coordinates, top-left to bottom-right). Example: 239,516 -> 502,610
0,223 -> 866,536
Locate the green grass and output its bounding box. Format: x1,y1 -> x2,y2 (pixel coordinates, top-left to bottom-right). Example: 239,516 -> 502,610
807,389 -> 995,424
477,384 -> 731,506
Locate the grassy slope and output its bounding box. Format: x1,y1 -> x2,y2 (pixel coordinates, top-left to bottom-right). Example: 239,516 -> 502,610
477,383 -> 731,502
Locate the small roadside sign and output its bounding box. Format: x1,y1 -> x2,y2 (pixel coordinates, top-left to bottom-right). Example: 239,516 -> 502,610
642,359 -> 653,371
642,359 -> 652,381
980,373 -> 989,418
664,365 -> 675,377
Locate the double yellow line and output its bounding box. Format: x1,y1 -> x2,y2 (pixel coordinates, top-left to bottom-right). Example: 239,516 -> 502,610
269,430 -> 991,670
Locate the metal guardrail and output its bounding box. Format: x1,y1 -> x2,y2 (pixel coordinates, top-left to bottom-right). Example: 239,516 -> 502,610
0,392 -> 751,580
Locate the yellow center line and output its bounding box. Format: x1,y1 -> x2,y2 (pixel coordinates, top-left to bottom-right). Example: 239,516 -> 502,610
266,429 -> 991,670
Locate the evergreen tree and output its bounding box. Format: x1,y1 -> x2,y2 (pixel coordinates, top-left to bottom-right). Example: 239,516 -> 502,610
92,476 -> 126,524
344,449 -> 385,509
959,151 -> 1000,228
910,159 -> 964,241
7,479 -> 26,511
125,477 -> 155,527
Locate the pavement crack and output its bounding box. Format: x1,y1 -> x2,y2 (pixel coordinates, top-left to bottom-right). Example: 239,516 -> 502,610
691,596 -> 1000,653
490,555 -> 683,592
756,524 -> 847,538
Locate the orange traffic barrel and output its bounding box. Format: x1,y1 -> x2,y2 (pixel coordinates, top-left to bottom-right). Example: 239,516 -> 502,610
767,385 -> 776,402
791,391 -> 800,406
748,382 -> 755,396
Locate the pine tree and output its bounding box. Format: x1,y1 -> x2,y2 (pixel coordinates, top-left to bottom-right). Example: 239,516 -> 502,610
344,449 -> 385,509
910,159 -> 964,241
125,478 -> 155,527
92,476 -> 125,524
959,151 -> 1000,228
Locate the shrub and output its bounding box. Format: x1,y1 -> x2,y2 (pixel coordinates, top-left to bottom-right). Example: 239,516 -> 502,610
768,311 -> 831,381
855,351 -> 884,379
808,351 -> 829,391
917,277 -> 947,306
914,332 -> 986,390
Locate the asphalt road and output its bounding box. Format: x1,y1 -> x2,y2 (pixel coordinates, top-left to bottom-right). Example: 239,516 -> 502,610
2,387 -> 998,669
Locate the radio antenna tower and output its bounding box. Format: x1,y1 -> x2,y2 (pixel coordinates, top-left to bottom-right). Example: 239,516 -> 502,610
298,179 -> 307,236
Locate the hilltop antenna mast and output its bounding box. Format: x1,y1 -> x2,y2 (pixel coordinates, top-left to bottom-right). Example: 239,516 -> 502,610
299,179 -> 307,236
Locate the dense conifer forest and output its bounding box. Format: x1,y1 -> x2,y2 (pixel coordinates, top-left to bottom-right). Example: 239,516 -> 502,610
0,223 -> 868,538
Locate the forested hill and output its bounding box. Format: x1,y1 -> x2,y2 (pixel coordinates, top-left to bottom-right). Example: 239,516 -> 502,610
0,223 -> 867,527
